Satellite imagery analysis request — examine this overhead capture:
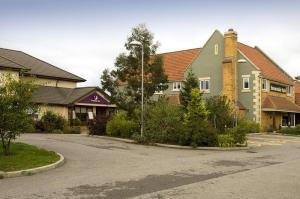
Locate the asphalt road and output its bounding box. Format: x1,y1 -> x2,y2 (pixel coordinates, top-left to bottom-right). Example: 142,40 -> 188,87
1,133 -> 300,199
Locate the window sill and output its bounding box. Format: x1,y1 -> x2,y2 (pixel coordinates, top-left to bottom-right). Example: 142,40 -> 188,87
241,89 -> 251,93
262,89 -> 268,92
172,89 -> 180,92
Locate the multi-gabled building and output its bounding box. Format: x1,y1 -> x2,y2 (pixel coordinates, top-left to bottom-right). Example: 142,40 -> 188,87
0,48 -> 116,124
157,29 -> 300,131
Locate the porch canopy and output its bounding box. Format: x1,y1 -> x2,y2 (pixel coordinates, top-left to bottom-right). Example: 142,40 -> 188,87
262,96 -> 300,113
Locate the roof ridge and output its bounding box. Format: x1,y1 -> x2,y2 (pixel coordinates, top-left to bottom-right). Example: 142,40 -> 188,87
18,51 -> 86,82
158,47 -> 201,55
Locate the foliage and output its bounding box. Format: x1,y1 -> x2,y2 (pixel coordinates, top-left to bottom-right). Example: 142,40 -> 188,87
72,118 -> 81,126
37,111 -> 67,133
238,120 -> 260,134
180,70 -> 199,109
0,142 -> 60,172
88,116 -> 108,135
132,133 -> 151,145
278,126 -> 300,135
206,96 -> 235,131
191,127 -> 219,147
51,129 -> 63,134
0,75 -> 37,155
100,24 -> 168,113
106,111 -> 138,138
64,126 -> 81,134
143,98 -> 186,144
218,134 -> 235,147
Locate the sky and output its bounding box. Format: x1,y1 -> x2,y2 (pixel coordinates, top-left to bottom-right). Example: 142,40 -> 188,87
1,0 -> 300,86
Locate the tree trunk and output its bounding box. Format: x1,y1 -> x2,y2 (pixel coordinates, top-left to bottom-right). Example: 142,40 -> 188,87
1,135 -> 10,156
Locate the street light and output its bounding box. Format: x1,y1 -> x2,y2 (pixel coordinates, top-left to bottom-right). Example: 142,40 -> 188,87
129,41 -> 144,137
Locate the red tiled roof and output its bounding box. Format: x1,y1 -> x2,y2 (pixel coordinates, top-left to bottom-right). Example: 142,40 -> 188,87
159,48 -> 201,81
262,95 -> 300,112
238,43 -> 294,85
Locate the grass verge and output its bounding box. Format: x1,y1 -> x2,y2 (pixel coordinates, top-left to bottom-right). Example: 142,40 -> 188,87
0,142 -> 60,172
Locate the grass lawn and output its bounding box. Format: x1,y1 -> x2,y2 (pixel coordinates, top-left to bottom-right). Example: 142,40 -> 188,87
0,142 -> 60,172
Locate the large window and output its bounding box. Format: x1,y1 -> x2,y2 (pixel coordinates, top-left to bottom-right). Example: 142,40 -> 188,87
199,79 -> 210,93
262,79 -> 267,91
282,113 -> 295,127
75,106 -> 93,123
172,82 -> 181,91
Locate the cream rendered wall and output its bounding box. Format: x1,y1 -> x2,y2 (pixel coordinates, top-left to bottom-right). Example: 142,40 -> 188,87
22,76 -> 77,88
0,69 -> 20,85
38,105 -> 69,120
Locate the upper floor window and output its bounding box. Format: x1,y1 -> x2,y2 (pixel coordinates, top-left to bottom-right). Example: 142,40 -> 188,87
214,44 -> 219,55
262,79 -> 267,91
242,76 -> 250,90
172,82 -> 181,91
199,78 -> 210,93
287,86 -> 292,95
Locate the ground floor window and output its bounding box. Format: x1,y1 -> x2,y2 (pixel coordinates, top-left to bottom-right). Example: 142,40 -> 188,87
282,113 -> 295,127
75,106 -> 93,123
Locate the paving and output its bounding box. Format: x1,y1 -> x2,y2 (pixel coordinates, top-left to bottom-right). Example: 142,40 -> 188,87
1,133 -> 300,199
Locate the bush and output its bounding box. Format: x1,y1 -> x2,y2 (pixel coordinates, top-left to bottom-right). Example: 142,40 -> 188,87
37,111 -> 67,133
64,126 -> 81,134
132,133 -> 150,145
238,120 -> 260,134
106,111 -> 138,138
72,118 -> 81,126
190,126 -> 218,147
218,134 -> 235,147
278,127 -> 300,135
143,98 -> 186,144
51,129 -> 63,134
88,116 -> 108,135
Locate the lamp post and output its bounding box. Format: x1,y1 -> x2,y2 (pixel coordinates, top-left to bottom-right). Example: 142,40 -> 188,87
129,41 -> 144,137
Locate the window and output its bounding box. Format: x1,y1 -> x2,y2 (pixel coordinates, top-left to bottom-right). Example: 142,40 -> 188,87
262,79 -> 267,91
199,79 -> 210,93
172,82 -> 181,91
243,77 -> 250,90
282,113 -> 295,127
287,86 -> 292,95
214,44 -> 219,55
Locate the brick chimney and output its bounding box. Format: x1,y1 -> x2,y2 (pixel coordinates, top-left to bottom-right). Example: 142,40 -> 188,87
222,29 -> 238,102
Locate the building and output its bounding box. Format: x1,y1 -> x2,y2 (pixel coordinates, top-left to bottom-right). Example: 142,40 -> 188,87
0,48 -> 116,124
295,77 -> 300,125
156,29 -> 300,131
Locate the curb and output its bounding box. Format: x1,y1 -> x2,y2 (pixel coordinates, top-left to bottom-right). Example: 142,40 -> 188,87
0,153 -> 65,179
90,135 -> 249,151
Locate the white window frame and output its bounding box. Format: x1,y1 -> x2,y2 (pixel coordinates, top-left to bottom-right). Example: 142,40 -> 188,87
172,81 -> 181,91
199,77 -> 210,93
214,44 -> 219,55
287,86 -> 292,96
262,78 -> 267,91
154,90 -> 163,95
242,75 -> 250,90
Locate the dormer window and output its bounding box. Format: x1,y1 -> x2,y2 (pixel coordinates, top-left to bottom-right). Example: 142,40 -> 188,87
172,82 -> 181,91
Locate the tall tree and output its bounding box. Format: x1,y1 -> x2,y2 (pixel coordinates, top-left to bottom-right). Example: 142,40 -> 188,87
180,70 -> 199,109
0,75 -> 37,155
100,24 -> 168,112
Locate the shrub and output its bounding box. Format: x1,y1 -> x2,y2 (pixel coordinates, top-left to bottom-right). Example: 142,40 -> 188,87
218,134 -> 235,147
51,129 -> 63,134
106,111 -> 138,138
37,111 -> 67,133
143,98 -> 186,144
72,118 -> 81,126
191,126 -> 218,147
64,126 -> 81,134
88,116 -> 108,135
132,133 -> 150,145
206,96 -> 235,132
238,120 -> 260,134
278,127 -> 300,135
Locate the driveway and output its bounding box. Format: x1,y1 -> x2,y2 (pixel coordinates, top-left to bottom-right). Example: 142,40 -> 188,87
1,133 -> 300,199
